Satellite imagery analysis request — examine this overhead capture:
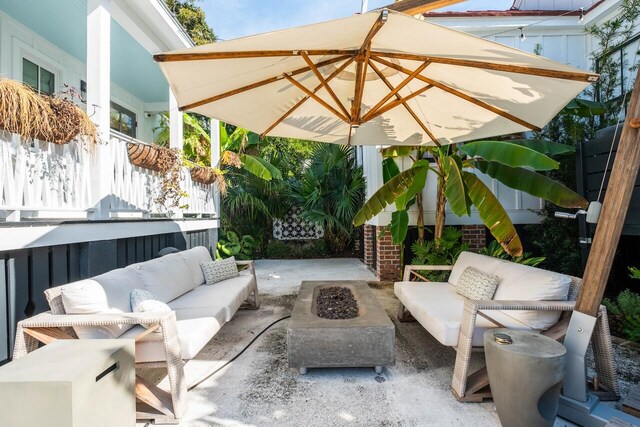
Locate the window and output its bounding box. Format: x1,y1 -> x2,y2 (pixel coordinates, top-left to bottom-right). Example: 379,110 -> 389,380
22,58 -> 55,95
110,102 -> 137,138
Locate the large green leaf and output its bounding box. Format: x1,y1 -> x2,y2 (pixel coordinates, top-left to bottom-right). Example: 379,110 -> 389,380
459,141 -> 559,171
507,139 -> 575,156
238,154 -> 274,181
396,165 -> 427,210
380,146 -> 417,158
253,156 -> 283,180
562,98 -> 605,117
390,210 -> 409,245
462,172 -> 523,256
445,156 -> 470,217
473,160 -> 588,208
382,157 -> 400,183
354,166 -> 427,226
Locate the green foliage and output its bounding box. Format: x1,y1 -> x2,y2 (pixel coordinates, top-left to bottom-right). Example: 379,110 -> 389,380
356,140 -> 584,256
265,240 -> 329,259
411,227 -> 469,281
630,266 -> 640,280
154,112 -> 211,166
216,231 -> 255,260
604,289 -> 640,343
165,0 -> 216,46
479,241 -> 545,267
290,144 -> 365,253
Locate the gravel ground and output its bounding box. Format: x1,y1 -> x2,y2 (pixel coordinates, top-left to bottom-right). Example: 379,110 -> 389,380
138,259 -> 640,427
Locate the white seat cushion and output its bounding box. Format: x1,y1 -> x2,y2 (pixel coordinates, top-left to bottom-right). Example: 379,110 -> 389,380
178,247 -> 209,288
492,261 -> 571,330
395,281 -> 531,347
61,268 -> 141,339
169,274 -> 255,322
127,252 -> 196,303
120,317 -> 222,362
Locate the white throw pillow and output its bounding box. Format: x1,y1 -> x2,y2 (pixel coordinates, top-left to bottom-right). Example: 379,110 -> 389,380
455,266 -> 499,301
200,257 -> 239,285
130,289 -> 171,330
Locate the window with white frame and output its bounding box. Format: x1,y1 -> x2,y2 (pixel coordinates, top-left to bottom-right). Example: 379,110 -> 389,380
22,58 -> 55,95
110,102 -> 137,138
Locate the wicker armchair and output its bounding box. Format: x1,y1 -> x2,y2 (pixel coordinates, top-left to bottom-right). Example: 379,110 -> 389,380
399,264 -> 620,403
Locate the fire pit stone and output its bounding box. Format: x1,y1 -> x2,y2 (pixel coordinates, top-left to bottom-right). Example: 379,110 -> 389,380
287,280 -> 395,374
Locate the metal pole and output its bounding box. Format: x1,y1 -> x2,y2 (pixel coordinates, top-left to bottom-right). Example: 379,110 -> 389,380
361,0 -> 368,13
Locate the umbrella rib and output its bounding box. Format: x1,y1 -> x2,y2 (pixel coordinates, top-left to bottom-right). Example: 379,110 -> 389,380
368,59 -> 440,146
300,51 -> 351,121
369,52 -> 600,83
363,83 -> 434,122
178,55 -> 351,111
372,56 -> 542,131
260,56 -> 356,138
154,49 -> 356,62
363,61 -> 430,122
284,74 -> 351,123
352,10 -> 388,123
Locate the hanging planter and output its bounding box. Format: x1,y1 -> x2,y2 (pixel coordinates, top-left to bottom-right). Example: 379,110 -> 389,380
0,79 -> 97,145
126,142 -> 178,173
190,166 -> 218,184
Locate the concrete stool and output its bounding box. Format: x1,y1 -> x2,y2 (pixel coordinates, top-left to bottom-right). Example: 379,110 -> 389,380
484,329 -> 566,427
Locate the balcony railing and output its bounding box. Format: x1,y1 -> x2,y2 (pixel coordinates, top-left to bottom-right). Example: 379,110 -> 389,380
0,130 -> 217,222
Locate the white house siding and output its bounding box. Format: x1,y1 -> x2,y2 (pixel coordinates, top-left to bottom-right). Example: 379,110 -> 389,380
0,10 -> 160,144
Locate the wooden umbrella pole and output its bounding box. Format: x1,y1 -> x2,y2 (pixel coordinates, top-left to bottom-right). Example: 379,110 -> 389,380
576,73 -> 640,316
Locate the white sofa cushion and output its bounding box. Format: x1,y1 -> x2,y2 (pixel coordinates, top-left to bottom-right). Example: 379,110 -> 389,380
178,248 -> 207,288
492,261 -> 571,330
61,268 -> 141,339
127,252 -> 195,303
455,266 -> 499,300
120,317 -> 223,362
190,246 -> 214,265
395,281 -> 530,346
130,289 -> 171,330
449,251 -> 504,286
169,274 -> 255,322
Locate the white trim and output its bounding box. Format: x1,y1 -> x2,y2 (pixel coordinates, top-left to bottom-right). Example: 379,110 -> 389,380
0,219 -> 219,251
12,38 -> 64,94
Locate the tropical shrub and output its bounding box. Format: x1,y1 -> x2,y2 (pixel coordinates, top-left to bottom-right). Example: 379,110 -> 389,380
411,227 -> 469,282
604,289 -> 640,343
479,240 -> 545,267
355,140 -> 587,257
290,143 -> 365,253
265,240 -> 329,259
216,231 -> 255,260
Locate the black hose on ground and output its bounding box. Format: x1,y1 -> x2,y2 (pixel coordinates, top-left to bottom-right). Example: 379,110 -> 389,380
187,315 -> 291,391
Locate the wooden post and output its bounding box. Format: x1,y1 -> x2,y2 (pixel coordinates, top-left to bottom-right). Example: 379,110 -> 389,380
576,73 -> 640,316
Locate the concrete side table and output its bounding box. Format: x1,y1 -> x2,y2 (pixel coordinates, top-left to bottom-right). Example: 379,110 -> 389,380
0,339 -> 135,427
484,329 -> 566,427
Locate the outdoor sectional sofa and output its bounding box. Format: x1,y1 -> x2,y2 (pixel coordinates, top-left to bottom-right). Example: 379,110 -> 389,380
12,246 -> 259,424
395,251 -> 619,403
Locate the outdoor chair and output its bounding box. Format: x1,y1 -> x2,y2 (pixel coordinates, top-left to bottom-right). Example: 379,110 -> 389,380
395,251 -> 620,403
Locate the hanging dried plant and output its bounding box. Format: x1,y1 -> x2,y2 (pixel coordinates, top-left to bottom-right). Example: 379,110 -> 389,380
153,147 -> 184,210
0,79 -> 98,145
221,150 -> 242,168
190,165 -> 227,194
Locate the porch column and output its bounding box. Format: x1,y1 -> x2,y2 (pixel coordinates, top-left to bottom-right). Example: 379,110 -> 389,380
87,0 -> 111,220
169,89 -> 183,150
210,118 -> 221,249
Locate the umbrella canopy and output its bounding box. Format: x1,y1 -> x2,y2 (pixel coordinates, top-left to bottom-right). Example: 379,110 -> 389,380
155,10 -> 598,147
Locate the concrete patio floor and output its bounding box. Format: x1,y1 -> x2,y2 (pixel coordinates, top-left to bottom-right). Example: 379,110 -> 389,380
139,259 -> 631,427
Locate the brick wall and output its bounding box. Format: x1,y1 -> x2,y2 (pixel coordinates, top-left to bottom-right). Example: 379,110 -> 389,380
461,225 -> 487,252
363,225 -> 375,267
375,226 -> 401,281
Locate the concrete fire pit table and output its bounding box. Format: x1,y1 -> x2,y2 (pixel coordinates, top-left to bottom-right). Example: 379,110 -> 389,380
287,280 -> 395,374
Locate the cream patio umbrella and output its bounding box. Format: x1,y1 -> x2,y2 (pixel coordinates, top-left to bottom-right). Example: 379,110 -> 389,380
154,9 -> 598,147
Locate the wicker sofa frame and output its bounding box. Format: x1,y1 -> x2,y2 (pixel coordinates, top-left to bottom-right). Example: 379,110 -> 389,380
398,264 -> 620,403
12,259 -> 259,425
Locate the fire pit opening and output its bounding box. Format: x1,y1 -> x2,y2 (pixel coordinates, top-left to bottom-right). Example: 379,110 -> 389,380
315,286 -> 360,320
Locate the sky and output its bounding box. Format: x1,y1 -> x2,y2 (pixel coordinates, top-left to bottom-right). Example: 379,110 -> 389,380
202,0 -> 513,41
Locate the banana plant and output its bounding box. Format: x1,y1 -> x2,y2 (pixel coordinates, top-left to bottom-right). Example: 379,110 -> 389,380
353,139 -> 588,256
219,122 -> 282,181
